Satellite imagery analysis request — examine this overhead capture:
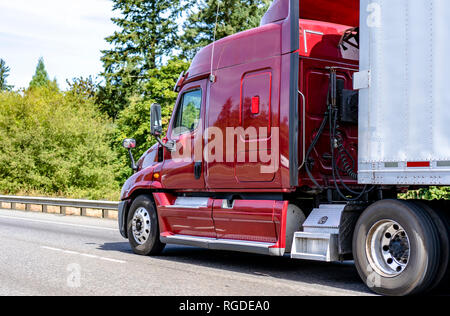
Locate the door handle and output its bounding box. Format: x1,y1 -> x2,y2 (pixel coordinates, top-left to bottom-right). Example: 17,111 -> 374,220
222,199 -> 234,209
298,90 -> 306,171
194,161 -> 202,180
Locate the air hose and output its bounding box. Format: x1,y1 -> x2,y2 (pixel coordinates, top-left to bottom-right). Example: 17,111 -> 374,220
335,125 -> 357,180
304,112 -> 329,191
304,67 -> 373,201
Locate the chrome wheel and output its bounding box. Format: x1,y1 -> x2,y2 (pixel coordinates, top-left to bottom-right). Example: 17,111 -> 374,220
366,220 -> 411,278
131,207 -> 152,245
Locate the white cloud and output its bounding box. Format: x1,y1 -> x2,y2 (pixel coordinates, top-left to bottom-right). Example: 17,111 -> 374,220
0,0 -> 119,89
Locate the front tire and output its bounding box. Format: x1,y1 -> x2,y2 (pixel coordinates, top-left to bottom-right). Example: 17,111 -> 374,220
127,195 -> 165,256
353,200 -> 440,296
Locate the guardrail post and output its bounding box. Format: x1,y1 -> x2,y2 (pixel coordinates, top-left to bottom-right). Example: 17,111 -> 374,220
42,205 -> 48,213
61,206 -> 66,215
102,209 -> 110,219
81,208 -> 87,217
0,202 -> 7,210
11,202 -> 16,210
26,204 -> 31,212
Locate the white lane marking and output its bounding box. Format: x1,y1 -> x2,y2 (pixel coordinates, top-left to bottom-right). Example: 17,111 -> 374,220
99,257 -> 128,264
0,214 -> 118,231
41,246 -> 64,252
63,250 -> 80,255
41,246 -> 61,252
41,246 -> 126,264
80,254 -> 98,259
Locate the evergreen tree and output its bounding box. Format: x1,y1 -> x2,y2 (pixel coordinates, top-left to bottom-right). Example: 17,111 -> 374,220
67,76 -> 98,100
181,0 -> 271,59
0,59 -> 13,91
114,57 -> 189,176
99,0 -> 183,119
29,57 -> 56,89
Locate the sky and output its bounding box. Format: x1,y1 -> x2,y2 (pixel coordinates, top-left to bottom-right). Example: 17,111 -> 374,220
0,0 -> 118,90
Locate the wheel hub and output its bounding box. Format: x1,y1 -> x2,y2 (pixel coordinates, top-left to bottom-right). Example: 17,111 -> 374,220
131,207 -> 151,245
366,220 -> 411,278
389,235 -> 409,262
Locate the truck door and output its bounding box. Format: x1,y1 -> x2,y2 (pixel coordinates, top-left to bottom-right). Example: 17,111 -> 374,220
235,70 -> 276,183
161,80 -> 207,190
205,58 -> 282,190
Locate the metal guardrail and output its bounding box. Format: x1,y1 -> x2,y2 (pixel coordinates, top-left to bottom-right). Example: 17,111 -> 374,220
0,195 -> 119,219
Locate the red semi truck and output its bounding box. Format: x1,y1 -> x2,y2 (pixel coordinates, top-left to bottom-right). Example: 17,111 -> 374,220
118,0 -> 450,295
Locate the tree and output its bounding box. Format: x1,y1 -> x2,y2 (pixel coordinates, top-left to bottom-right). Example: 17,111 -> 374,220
29,57 -> 58,89
66,76 -> 98,100
99,0 -> 183,119
402,187 -> 450,201
114,57 -> 190,181
0,86 -> 121,200
0,59 -> 13,91
181,0 -> 271,59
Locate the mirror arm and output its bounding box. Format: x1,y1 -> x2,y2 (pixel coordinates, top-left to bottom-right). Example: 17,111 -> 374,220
154,135 -> 176,152
128,149 -> 138,172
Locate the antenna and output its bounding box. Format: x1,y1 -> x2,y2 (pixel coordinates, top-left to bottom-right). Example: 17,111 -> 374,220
209,0 -> 221,83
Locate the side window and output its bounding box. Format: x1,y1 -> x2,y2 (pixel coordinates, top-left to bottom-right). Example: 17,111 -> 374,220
172,89 -> 202,136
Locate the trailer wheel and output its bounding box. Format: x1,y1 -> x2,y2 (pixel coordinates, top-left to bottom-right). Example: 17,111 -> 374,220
353,200 -> 440,296
127,195 -> 165,256
416,201 -> 450,292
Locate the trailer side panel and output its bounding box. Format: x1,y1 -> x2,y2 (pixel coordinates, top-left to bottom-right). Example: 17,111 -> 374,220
358,0 -> 450,185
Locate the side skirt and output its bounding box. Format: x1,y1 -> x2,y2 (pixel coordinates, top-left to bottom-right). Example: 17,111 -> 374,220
160,234 -> 285,257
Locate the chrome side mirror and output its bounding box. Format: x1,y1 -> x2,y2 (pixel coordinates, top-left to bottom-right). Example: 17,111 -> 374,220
122,138 -> 136,150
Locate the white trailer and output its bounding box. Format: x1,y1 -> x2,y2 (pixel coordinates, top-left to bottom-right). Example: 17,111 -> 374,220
357,0 -> 450,185
335,0 -> 450,296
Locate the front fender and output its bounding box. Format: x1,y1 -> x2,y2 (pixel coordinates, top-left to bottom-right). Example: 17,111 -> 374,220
120,165 -> 163,201
119,165 -> 163,239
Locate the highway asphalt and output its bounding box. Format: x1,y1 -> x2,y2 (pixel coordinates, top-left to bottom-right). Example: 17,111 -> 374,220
0,209 -> 374,296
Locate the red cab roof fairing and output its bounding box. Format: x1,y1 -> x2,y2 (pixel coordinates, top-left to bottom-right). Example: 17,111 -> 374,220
262,0 -> 360,27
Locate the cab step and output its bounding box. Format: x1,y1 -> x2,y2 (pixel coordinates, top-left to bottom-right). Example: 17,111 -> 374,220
160,234 -> 284,256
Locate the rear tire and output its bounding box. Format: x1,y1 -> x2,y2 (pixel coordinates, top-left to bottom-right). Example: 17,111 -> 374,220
412,201 -> 450,292
127,195 -> 165,256
353,199 -> 440,296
